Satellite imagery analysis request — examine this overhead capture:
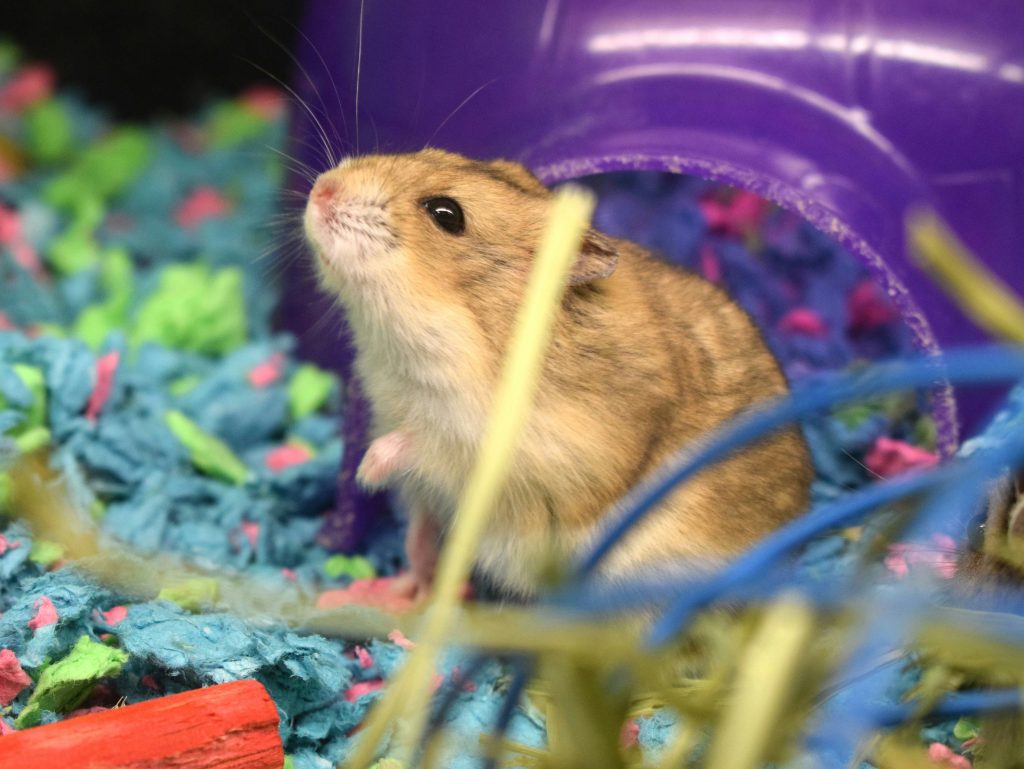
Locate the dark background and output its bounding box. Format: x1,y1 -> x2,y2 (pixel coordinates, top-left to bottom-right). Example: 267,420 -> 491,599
3,0 -> 305,118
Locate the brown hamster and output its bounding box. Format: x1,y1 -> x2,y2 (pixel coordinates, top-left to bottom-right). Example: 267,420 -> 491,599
303,149 -> 813,599
959,469 -> 1024,585
955,469 -> 1024,768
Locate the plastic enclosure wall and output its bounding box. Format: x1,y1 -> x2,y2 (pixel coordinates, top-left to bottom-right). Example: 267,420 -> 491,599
281,0 -> 1024,446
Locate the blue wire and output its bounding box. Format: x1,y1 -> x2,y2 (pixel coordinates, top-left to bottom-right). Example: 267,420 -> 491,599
644,469 -> 939,645
482,657 -> 532,769
483,347 -> 1024,767
872,688 -> 1022,728
565,567 -> 856,619
805,689 -> 1022,756
646,431 -> 1024,645
575,345 -> 1024,580
426,653 -> 489,739
465,350 -> 1024,765
802,432 -> 1024,761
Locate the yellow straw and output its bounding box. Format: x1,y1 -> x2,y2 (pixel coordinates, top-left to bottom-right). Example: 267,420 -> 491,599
907,208 -> 1024,344
7,454 -> 403,639
344,186 -> 596,768
705,596 -> 815,769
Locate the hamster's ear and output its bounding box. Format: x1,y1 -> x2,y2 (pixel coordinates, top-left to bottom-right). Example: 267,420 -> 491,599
569,229 -> 619,286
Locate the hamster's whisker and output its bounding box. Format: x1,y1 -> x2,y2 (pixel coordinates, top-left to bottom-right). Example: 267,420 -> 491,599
259,231 -> 304,257
233,152 -> 315,191
263,145 -> 320,183
256,208 -> 303,234
354,0 -> 366,154
264,244 -> 305,267
277,164 -> 317,186
285,19 -> 350,147
241,55 -> 339,169
258,232 -> 304,258
286,132 -> 345,177
261,216 -> 306,245
266,207 -> 305,221
277,191 -> 318,205
307,299 -> 347,338
258,241 -> 307,281
243,12 -> 348,156
274,15 -> 352,152
262,225 -> 306,252
423,78 -> 498,151
369,110 -> 381,156
840,449 -> 887,482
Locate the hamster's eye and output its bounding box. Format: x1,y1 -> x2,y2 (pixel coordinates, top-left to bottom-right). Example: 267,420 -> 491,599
422,197 -> 465,235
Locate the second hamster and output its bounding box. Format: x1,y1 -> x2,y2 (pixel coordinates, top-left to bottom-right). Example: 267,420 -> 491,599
955,469 -> 1024,768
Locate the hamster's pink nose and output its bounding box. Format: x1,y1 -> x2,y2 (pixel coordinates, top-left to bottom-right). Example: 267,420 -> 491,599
312,177 -> 342,205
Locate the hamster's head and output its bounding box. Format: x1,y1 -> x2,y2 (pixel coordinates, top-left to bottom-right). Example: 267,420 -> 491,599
303,149 -> 618,346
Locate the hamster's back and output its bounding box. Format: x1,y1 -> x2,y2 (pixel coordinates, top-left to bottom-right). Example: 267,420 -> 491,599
489,238 -> 813,589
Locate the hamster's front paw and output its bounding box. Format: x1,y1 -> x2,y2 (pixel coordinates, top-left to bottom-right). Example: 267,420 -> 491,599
356,430 -> 413,489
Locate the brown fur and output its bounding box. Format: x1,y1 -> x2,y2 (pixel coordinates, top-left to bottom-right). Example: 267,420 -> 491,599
956,470 -> 1024,767
304,149 -> 813,596
959,470 -> 1024,585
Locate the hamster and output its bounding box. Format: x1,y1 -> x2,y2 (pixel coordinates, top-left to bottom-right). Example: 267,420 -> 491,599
303,149 -> 813,600
959,469 -> 1024,585
955,469 -> 1024,768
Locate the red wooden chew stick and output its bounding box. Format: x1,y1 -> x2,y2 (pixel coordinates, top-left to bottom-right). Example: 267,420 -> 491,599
0,679 -> 284,769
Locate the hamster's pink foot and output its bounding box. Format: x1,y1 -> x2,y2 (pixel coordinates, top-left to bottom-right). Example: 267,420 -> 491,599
317,577 -> 419,613
356,430 -> 413,489
314,573 -> 471,614
314,514 -> 470,613
383,571 -> 473,605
